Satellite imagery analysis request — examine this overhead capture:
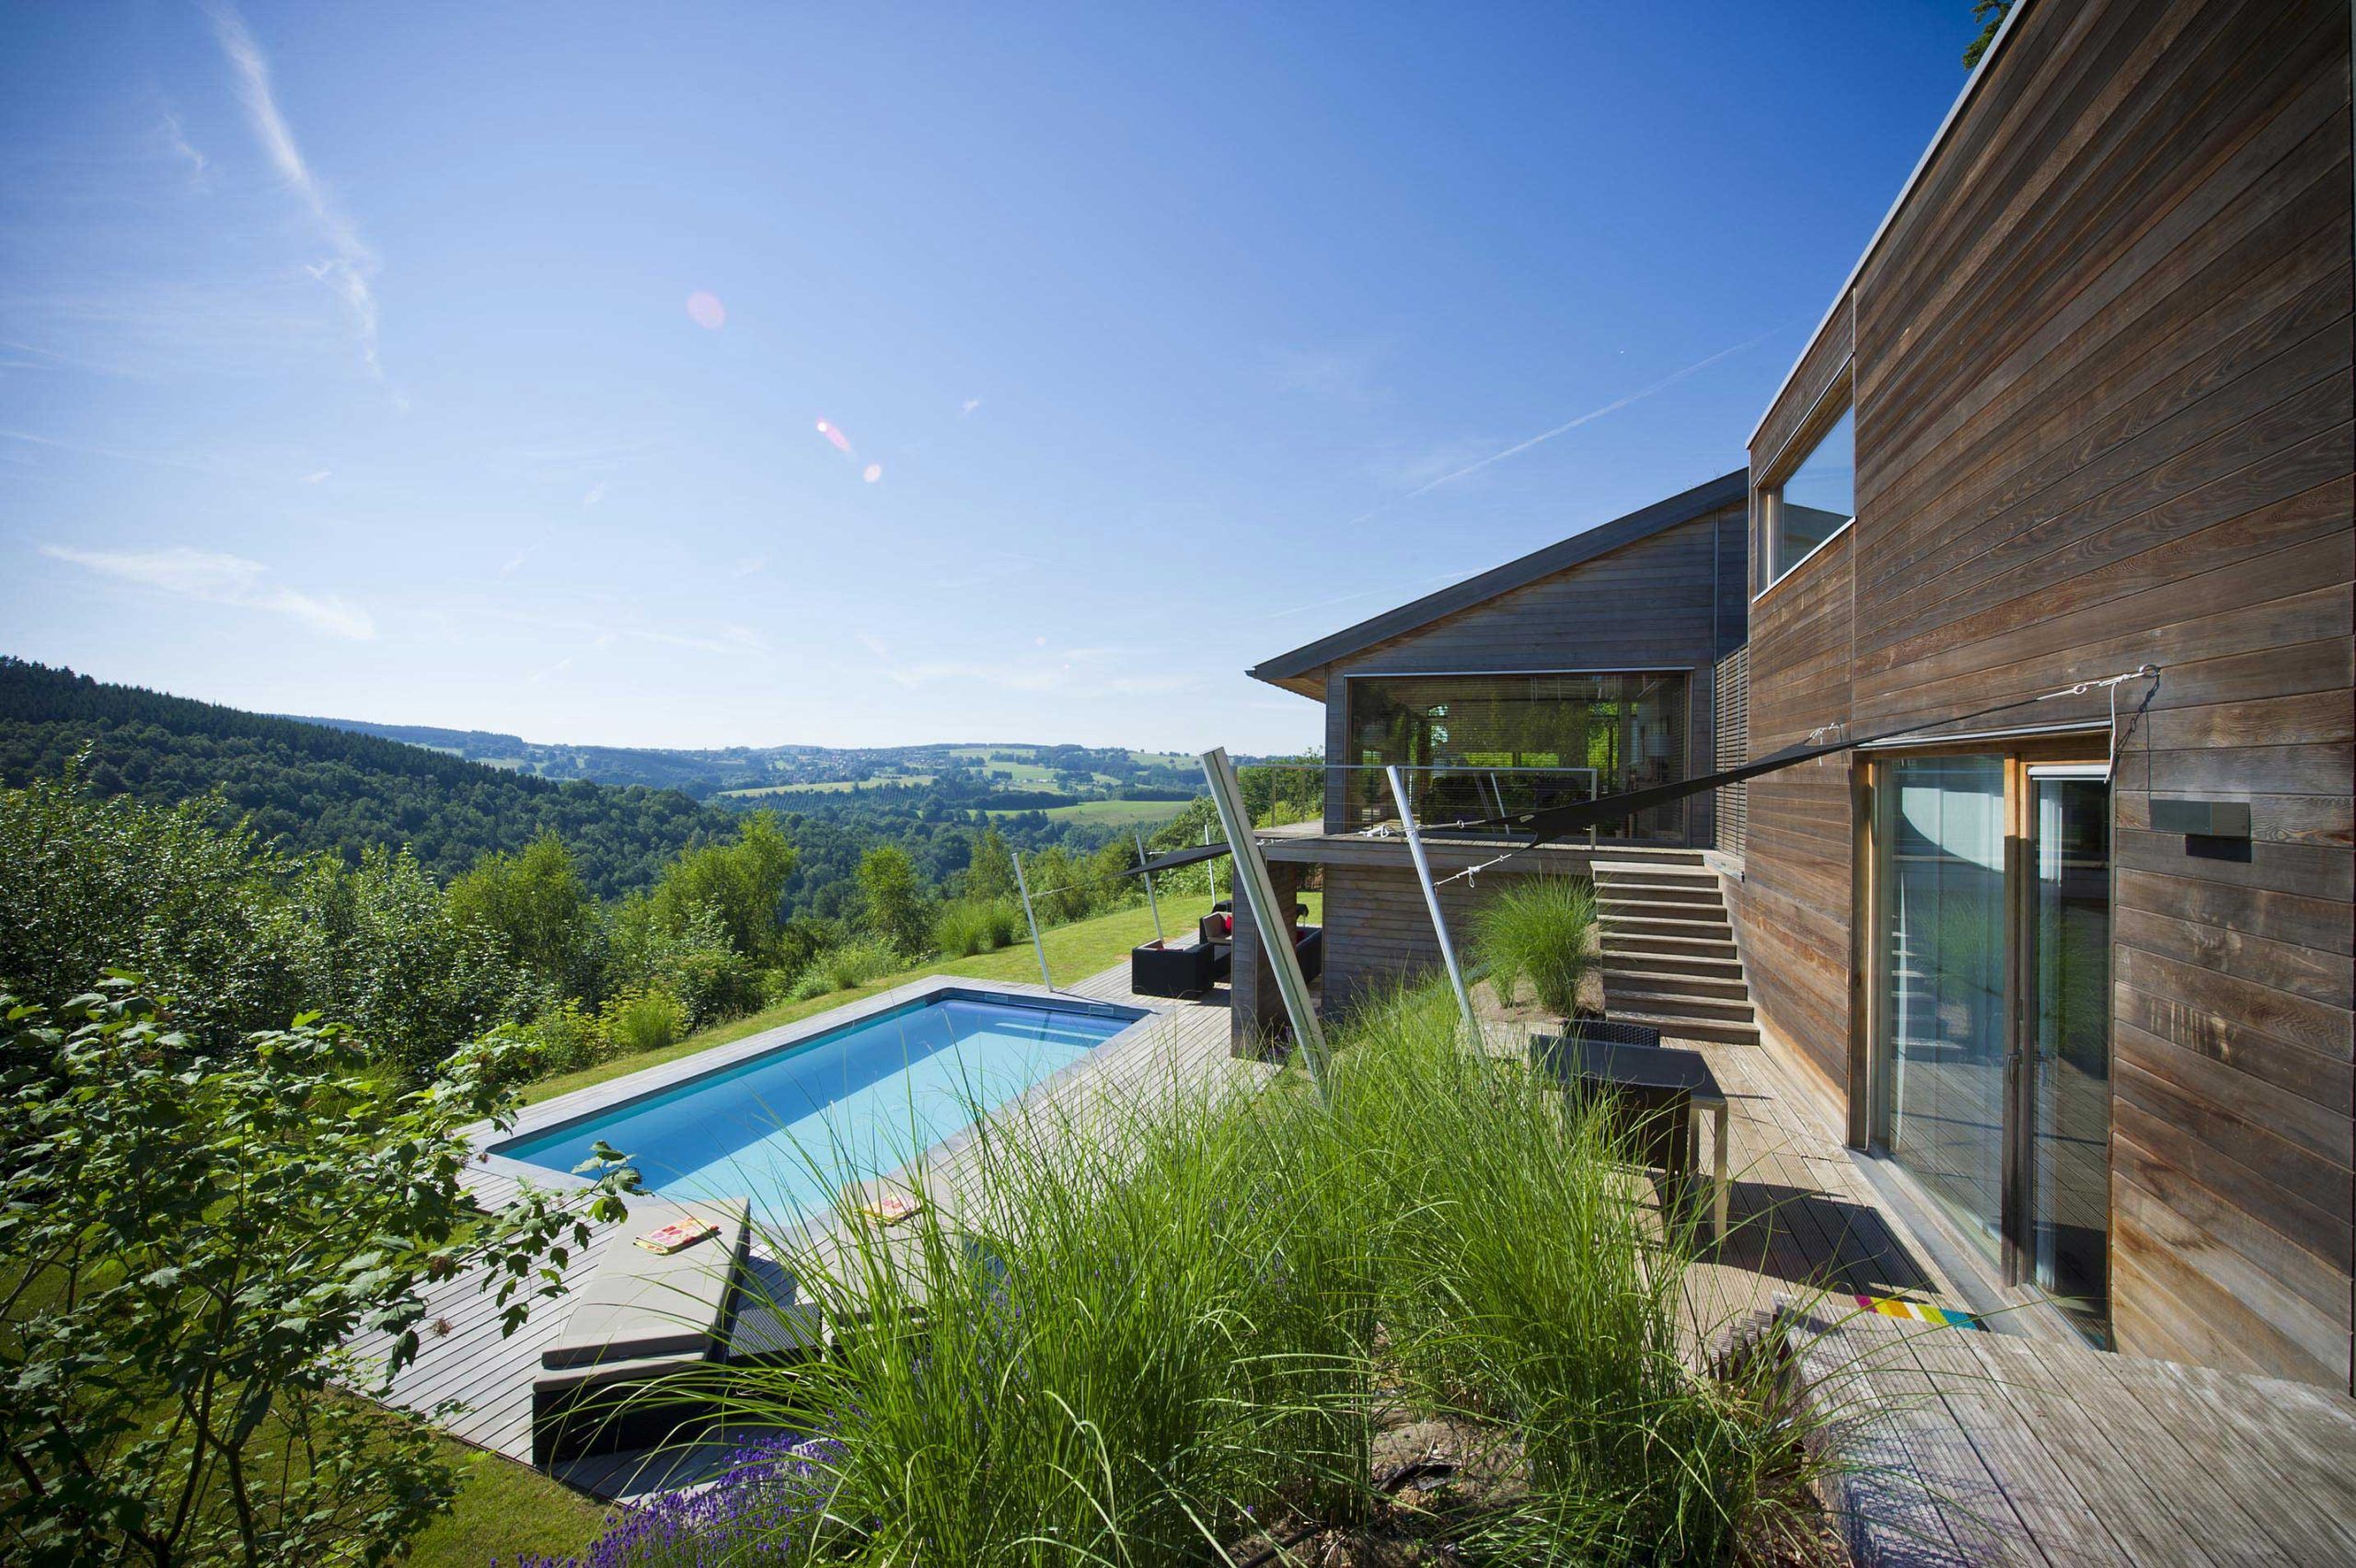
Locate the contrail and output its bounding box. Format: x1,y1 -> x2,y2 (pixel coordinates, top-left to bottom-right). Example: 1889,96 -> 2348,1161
1345,328 -> 1780,528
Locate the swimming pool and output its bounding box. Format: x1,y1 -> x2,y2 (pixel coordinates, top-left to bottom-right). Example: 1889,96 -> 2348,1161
494,989 -> 1142,1225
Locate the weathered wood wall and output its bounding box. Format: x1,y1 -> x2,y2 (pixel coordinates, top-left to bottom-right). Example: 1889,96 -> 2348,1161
1316,503 -> 1749,841
1316,862 -> 1494,1024
1733,0 -> 2354,1387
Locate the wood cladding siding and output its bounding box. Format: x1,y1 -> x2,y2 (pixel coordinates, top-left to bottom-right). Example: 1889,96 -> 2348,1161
1724,529 -> 1855,1102
1315,504 -> 1748,837
1318,863 -> 1496,1023
1731,0 -> 2354,1388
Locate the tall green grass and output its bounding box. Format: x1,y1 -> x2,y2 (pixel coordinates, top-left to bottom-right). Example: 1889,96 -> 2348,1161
653,983 -> 1821,1564
933,897 -> 1022,958
786,937 -> 902,1001
1469,877 -> 1600,1016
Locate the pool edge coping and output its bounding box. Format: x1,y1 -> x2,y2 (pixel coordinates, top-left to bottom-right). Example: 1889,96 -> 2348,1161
464,974 -> 1163,1204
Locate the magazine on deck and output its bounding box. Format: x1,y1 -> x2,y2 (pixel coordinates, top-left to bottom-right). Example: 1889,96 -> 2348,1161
634,1217 -> 720,1254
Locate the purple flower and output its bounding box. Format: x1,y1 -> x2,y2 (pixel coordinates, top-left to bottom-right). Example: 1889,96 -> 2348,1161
496,1435 -> 843,1567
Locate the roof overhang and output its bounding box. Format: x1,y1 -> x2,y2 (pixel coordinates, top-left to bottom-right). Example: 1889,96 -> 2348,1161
1245,467 -> 1747,698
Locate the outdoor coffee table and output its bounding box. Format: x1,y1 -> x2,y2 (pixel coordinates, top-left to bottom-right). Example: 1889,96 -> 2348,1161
1534,1033 -> 1731,1238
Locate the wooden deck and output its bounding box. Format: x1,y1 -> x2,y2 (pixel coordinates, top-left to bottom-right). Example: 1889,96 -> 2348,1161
1629,1024 -> 2356,1567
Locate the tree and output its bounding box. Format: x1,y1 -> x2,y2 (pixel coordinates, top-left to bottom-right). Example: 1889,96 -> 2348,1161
964,826 -> 1017,904
0,981 -> 637,1566
1962,0 -> 2012,66
648,812 -> 798,961
858,846 -> 933,957
0,764 -> 302,1049
277,847 -> 525,1078
445,832 -> 600,996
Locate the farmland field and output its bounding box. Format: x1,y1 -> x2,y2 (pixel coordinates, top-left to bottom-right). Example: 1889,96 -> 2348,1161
719,774 -> 935,797
986,798 -> 1192,826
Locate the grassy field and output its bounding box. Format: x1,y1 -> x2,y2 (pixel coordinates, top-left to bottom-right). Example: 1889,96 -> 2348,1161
519,889 -> 1318,1107
718,774 -> 935,798
985,798 -> 1191,826
408,1443 -> 607,1566
981,759 -> 1062,786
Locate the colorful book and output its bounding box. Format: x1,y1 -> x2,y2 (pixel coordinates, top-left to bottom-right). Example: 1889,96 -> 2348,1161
858,1193 -> 924,1227
1855,1294 -> 1982,1330
634,1217 -> 720,1255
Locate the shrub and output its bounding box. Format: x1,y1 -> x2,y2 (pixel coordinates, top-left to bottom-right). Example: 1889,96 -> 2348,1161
601,985 -> 685,1056
522,997 -> 605,1076
1469,876 -> 1599,1016
932,896 -> 1018,957
858,846 -> 934,957
786,936 -> 901,1001
0,981 -> 635,1567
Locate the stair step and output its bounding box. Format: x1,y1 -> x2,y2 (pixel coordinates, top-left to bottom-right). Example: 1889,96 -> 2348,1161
1593,867 -> 1718,887
1601,988 -> 1755,1022
1597,885 -> 1723,907
1601,928 -> 1734,951
1602,1009 -> 1761,1045
1598,967 -> 1751,999
1590,859 -> 1711,875
1600,913 -> 1731,938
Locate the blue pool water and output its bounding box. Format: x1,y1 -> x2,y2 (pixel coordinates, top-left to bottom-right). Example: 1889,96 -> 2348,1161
498,994 -> 1138,1224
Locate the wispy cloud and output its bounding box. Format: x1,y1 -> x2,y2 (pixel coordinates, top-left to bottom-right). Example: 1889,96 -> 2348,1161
1270,342 -> 1387,404
1345,329 -> 1778,527
877,643 -> 1186,697
301,468 -> 330,483
205,2 -> 392,397
41,544 -> 375,639
959,398 -> 982,417
732,554 -> 768,579
582,482 -> 607,506
1262,571 -> 1460,622
158,112 -> 209,187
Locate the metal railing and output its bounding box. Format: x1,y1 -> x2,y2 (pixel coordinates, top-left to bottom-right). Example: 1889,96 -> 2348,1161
1231,761 -> 1689,841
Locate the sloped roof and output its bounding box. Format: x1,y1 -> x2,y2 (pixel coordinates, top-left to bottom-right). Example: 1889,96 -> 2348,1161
1246,467 -> 1747,695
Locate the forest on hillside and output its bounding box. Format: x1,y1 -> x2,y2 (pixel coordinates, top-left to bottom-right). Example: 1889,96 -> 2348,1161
0,658 -> 1191,907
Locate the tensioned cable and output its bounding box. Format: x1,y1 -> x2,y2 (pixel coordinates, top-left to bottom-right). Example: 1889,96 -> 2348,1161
1426,663 -> 2161,888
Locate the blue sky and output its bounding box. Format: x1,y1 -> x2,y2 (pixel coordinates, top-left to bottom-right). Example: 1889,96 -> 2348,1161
3,1 -> 1971,753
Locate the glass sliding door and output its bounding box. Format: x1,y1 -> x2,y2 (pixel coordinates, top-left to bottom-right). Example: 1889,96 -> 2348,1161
1878,754 -> 2010,1261
2026,768 -> 2112,1345
1869,746 -> 2113,1345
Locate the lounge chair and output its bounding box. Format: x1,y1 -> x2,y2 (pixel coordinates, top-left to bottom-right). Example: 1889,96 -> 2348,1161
530,1194 -> 752,1465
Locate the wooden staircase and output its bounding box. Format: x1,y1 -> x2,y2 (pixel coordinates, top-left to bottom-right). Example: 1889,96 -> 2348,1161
1593,855 -> 1759,1044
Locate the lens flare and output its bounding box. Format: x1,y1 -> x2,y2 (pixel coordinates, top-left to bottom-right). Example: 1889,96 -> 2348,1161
815,419 -> 854,455
685,291 -> 726,329
862,463 -> 882,483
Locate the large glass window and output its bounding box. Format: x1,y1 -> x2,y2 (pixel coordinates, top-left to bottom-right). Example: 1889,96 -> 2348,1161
1760,403 -> 1854,588
1343,672 -> 1690,839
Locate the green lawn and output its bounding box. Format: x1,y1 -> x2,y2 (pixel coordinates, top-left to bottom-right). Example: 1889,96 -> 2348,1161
984,798 -> 1191,826
408,1442 -> 607,1566
519,889 -> 1317,1107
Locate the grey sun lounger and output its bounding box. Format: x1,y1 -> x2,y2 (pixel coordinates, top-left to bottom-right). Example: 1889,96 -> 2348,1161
531,1195 -> 752,1465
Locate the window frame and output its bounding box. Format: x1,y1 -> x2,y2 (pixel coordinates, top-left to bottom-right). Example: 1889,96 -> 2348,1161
1752,369 -> 1856,600
1336,667 -> 1697,841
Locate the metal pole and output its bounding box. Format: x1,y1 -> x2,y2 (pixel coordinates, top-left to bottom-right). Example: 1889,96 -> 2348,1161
1011,851 -> 1052,991
1201,748 -> 1327,1086
1135,829 -> 1164,942
1387,765 -> 1480,1046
